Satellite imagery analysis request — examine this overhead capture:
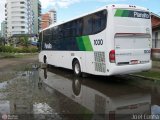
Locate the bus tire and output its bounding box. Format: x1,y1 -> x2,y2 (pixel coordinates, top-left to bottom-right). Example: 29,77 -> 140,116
73,60 -> 81,77
44,56 -> 47,64
72,77 -> 82,96
43,56 -> 48,68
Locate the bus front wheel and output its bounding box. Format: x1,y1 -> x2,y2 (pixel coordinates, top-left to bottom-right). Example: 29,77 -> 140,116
73,60 -> 81,77
44,56 -> 47,64
43,56 -> 49,68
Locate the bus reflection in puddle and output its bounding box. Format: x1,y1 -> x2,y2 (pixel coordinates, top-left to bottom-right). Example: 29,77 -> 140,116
38,68 -> 152,120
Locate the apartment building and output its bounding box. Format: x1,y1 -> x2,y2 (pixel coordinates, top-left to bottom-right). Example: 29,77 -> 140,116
1,21 -> 7,38
5,0 -> 41,38
31,0 -> 41,35
41,13 -> 50,30
49,9 -> 57,24
5,0 -> 33,37
41,9 -> 57,30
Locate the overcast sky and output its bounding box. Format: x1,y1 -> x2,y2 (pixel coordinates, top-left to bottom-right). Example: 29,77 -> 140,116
0,0 -> 160,28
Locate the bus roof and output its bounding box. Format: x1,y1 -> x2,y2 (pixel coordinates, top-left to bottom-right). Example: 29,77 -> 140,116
41,4 -> 149,32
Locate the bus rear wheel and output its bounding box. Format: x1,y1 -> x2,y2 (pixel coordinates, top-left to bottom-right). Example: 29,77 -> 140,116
73,60 -> 81,77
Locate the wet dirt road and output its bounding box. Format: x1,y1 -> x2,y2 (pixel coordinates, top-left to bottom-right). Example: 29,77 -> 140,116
0,55 -> 38,72
0,61 -> 160,120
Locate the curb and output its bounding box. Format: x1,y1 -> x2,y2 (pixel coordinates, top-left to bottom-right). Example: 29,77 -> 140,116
129,74 -> 160,81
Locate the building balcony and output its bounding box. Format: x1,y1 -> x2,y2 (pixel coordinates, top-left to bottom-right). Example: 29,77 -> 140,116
10,18 -> 28,22
11,23 -> 27,27
11,4 -> 27,9
12,28 -> 28,33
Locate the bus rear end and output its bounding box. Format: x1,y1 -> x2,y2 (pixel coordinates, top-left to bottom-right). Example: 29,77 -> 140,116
109,5 -> 152,75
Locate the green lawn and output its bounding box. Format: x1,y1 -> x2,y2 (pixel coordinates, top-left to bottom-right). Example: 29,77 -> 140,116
135,70 -> 160,80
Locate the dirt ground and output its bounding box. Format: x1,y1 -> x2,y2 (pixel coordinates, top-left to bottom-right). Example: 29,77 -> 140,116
0,55 -> 159,71
0,55 -> 38,72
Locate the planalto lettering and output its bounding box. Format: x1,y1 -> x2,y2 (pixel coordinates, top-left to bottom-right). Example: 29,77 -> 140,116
134,11 -> 150,19
45,43 -> 52,49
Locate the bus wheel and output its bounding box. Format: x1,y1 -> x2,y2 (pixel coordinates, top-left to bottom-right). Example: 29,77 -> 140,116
43,56 -> 48,68
44,56 -> 47,64
72,77 -> 82,96
73,60 -> 81,77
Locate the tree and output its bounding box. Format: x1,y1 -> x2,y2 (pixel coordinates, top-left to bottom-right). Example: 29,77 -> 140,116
20,36 -> 29,48
0,37 -> 5,46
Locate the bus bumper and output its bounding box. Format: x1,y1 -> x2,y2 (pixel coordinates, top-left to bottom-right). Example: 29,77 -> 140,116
107,62 -> 152,76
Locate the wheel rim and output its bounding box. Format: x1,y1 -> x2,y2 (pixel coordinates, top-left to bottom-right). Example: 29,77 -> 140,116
75,63 -> 80,74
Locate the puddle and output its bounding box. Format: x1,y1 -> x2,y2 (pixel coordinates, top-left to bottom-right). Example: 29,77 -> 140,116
0,81 -> 8,89
0,64 -> 159,120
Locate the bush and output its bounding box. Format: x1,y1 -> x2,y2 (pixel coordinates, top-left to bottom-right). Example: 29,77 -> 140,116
29,47 -> 38,53
21,47 -> 29,53
0,46 -> 38,53
0,46 -> 14,53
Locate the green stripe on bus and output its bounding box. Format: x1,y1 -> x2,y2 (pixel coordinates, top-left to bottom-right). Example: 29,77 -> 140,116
115,9 -> 130,17
115,9 -> 124,16
76,36 -> 93,51
82,36 -> 93,51
76,37 -> 86,51
122,10 -> 129,17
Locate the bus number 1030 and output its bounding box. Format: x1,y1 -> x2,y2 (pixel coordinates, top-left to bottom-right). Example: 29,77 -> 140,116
94,39 -> 103,45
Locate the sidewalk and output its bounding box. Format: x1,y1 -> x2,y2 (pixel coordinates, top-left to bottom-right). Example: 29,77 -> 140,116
152,60 -> 160,71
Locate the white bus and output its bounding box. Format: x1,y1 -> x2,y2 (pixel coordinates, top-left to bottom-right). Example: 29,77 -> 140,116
39,4 -> 152,76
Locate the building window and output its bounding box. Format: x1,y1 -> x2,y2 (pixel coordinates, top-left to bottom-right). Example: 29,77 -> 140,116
20,2 -> 25,4
21,16 -> 25,19
155,32 -> 158,48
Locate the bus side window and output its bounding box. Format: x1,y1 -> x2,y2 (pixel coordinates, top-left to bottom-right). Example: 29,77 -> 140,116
83,15 -> 93,35
43,30 -> 49,43
93,10 -> 107,34
48,29 -> 52,42
63,23 -> 71,38
101,10 -> 107,29
42,30 -> 47,50
70,21 -> 77,37
52,27 -> 58,50
58,25 -> 63,39
76,19 -> 83,36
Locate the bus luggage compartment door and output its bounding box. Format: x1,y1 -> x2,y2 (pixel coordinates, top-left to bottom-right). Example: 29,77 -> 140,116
114,34 -> 151,66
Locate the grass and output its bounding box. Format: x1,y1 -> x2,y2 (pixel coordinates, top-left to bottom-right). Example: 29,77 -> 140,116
0,52 -> 38,59
132,60 -> 160,80
134,70 -> 160,80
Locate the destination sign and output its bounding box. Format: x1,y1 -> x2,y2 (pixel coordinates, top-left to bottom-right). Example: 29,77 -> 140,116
115,9 -> 150,19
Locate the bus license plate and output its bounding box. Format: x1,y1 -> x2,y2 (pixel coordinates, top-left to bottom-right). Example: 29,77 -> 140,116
131,60 -> 139,64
